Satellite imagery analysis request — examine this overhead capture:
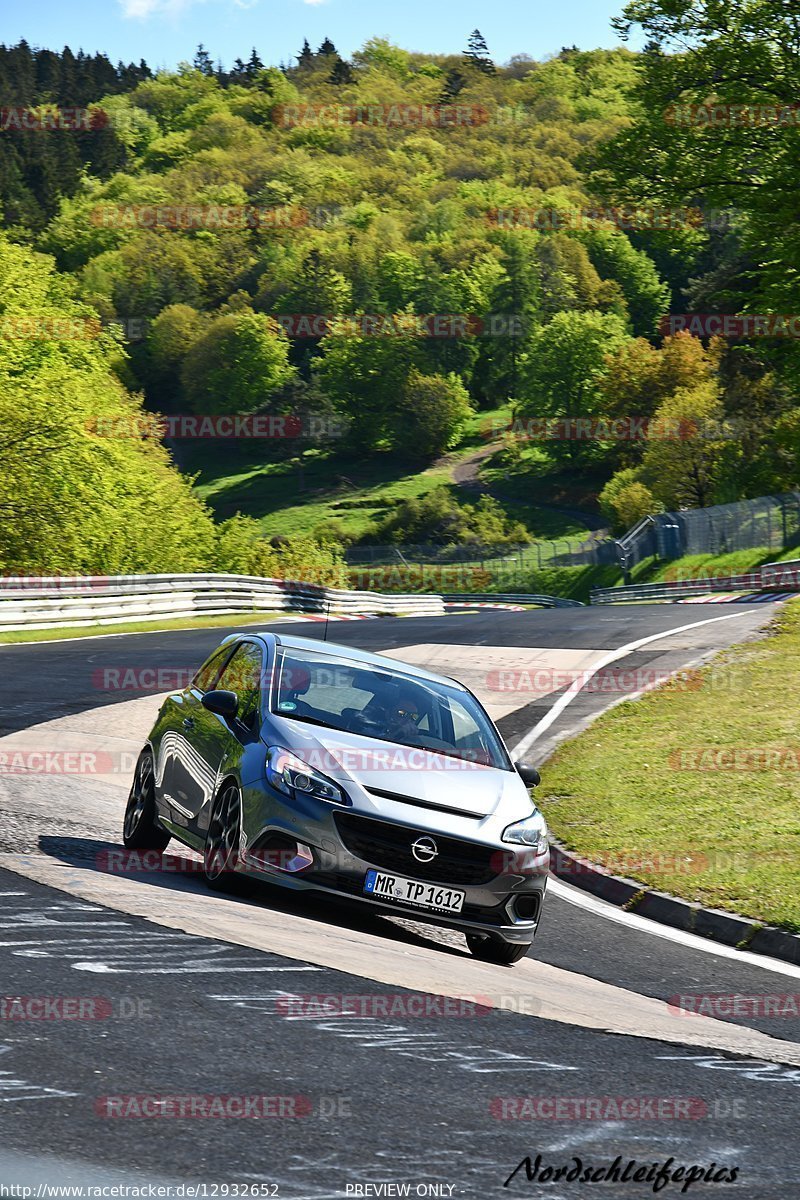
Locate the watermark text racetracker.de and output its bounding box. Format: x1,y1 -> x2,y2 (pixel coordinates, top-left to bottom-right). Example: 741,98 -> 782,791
0,314 -> 148,342
274,102 -> 488,128
94,1093 -> 348,1119
87,414 -> 344,440
0,996 -> 151,1020
661,313 -> 800,339
269,313 -> 525,338
665,101 -> 800,127
669,746 -> 800,771
0,105 -> 109,131
0,749 -> 134,776
485,413 -> 768,443
491,1096 -> 745,1120
482,416 -> 696,442
487,205 -> 735,234
668,993 -> 800,1019
275,993 -> 492,1019
89,203 -> 342,231
485,666 -> 707,697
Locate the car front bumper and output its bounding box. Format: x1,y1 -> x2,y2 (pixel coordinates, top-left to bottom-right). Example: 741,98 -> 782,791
239,785 -> 549,944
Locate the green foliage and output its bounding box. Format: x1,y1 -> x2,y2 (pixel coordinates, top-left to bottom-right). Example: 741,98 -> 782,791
579,229 -> 670,336
595,0 -> 800,409
213,513 -> 346,584
144,303 -> 209,388
181,311 -> 295,414
7,28 -> 800,576
599,332 -> 716,419
396,369 -> 473,460
0,236 -> 216,574
371,486 -> 529,547
0,43 -> 149,228
599,471 -> 658,533
314,326 -> 423,452
248,534 -> 346,586
521,309 -> 631,422
641,383 -> 731,510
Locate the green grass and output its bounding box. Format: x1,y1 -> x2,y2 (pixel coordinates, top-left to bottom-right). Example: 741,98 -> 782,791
540,599 -> 800,933
645,545 -> 800,584
193,447 -> 456,538
0,610 -> 289,645
178,405 -> 600,544
480,446 -> 610,519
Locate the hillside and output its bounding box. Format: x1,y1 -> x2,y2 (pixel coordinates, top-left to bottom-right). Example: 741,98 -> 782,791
3,21 -> 800,576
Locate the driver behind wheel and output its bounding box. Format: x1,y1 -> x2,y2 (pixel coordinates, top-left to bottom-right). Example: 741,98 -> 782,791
386,687 -> 425,744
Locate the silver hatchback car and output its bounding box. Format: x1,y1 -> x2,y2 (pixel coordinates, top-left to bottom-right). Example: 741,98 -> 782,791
123,632 -> 549,965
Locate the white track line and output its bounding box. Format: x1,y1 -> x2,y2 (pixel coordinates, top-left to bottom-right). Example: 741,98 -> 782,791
547,876 -> 800,979
511,609 -> 799,975
512,610 -> 747,759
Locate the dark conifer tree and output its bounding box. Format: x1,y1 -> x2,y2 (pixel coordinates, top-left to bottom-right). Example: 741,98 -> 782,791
329,57 -> 353,85
193,44 -> 214,76
246,47 -> 263,78
464,29 -> 495,75
441,67 -> 466,101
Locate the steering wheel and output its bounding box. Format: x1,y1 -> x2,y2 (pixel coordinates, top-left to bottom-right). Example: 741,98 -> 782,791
346,710 -> 385,736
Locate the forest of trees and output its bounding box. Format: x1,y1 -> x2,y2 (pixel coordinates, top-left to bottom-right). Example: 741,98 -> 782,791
2,4 -> 800,576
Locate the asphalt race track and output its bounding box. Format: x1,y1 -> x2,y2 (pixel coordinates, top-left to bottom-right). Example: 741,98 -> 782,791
1,605 -> 799,1198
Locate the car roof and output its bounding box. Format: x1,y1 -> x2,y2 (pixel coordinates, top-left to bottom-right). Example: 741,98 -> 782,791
225,630 -> 468,691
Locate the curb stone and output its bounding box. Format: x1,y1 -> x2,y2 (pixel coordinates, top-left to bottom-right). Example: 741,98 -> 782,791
549,842 -> 800,967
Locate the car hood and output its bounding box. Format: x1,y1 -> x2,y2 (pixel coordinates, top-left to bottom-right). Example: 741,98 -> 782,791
267,718 -> 523,819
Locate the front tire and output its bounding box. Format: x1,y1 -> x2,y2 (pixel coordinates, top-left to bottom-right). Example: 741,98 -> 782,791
466,933 -> 532,966
203,782 -> 242,892
123,750 -> 171,851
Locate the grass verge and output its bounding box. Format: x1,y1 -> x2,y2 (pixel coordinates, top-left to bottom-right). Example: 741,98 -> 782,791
539,598 -> 800,933
645,545 -> 800,584
0,611 -> 290,645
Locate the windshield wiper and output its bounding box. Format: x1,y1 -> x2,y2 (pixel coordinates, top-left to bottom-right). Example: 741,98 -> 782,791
271,712 -> 336,731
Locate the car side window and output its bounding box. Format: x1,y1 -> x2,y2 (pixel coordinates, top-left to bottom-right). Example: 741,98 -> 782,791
216,642 -> 264,731
192,647 -> 231,693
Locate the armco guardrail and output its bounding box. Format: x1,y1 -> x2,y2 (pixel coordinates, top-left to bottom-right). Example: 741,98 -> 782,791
590,562 -> 800,605
0,573 -> 445,632
760,559 -> 800,588
590,572 -> 765,605
441,593 -> 584,608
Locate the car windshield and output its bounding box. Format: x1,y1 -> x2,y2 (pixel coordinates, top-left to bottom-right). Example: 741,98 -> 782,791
270,647 -> 510,771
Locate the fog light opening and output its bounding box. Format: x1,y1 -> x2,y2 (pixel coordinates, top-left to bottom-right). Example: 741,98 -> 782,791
250,833 -> 314,874
514,895 -> 540,922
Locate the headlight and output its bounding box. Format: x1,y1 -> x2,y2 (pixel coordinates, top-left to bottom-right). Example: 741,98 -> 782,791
266,747 -> 349,806
502,810 -> 549,854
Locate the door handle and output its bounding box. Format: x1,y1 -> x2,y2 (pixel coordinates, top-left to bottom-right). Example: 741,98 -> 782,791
182,717 -> 195,731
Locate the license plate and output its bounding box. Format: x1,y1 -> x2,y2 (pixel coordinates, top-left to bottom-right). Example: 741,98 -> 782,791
363,869 -> 465,914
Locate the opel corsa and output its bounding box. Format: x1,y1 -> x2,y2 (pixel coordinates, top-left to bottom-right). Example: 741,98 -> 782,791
123,632 -> 549,965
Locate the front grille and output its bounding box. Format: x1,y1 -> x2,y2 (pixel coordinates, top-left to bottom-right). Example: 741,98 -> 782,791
333,811 -> 498,886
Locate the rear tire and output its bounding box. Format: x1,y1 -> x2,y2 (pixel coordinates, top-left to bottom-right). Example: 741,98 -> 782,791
123,750 -> 171,851
203,782 -> 242,892
466,933 -> 532,965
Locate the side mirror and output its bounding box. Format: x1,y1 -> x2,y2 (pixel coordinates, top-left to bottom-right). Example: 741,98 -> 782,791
515,761 -> 541,788
201,689 -> 239,719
